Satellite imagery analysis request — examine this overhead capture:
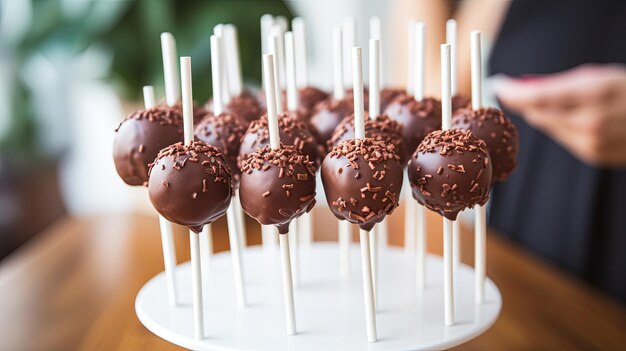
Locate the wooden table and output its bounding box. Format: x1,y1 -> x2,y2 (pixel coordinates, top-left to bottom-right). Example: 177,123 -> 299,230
1,207 -> 625,351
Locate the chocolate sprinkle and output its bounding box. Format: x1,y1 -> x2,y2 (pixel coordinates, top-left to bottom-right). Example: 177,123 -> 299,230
408,129 -> 492,220
321,138 -> 403,231
113,104 -> 184,186
239,144 -> 317,234
452,107 -> 519,181
148,141 -> 232,233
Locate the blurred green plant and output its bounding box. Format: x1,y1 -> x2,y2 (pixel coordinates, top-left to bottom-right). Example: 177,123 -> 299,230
2,0 -> 292,155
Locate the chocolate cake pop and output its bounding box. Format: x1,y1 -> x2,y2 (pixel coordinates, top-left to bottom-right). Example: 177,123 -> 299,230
194,112 -> 248,181
380,88 -> 405,112
308,98 -> 354,144
239,144 -> 316,234
408,129 -> 492,221
321,138 -> 404,231
172,100 -> 209,125
269,87 -> 329,117
148,141 -> 232,233
452,107 -> 518,181
384,95 -> 442,155
239,112 -> 320,167
451,95 -> 471,113
328,113 -> 407,164
113,105 -> 183,186
296,87 -> 329,112
207,91 -> 263,124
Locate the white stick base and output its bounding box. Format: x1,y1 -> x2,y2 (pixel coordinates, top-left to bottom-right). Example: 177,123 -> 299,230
136,243 -> 501,350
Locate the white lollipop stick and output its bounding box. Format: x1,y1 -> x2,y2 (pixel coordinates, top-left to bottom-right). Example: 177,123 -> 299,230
224,24 -> 243,97
377,218 -> 388,250
211,34 -> 246,307
260,14 -> 274,56
453,218 -> 461,269
234,189 -> 247,247
353,46 -> 377,342
404,193 -> 416,256
275,15 -> 288,32
339,220 -> 351,277
368,39 -> 380,119
279,233 -> 296,335
213,25 -> 231,105
447,19 -> 461,271
342,17 -> 356,89
359,229 -> 377,342
269,32 -> 284,114
471,31 -> 483,110
264,53 -> 296,335
413,22 -> 426,101
199,225 -> 212,273
258,33 -> 278,253
413,21 -> 428,290
416,202 -> 427,288
289,219 -> 300,286
262,225 -> 277,253
334,27 -> 349,277
369,227 -> 378,311
271,25 -> 286,91
292,17 -> 308,88
285,31 -> 303,283
406,20 -> 415,95
181,56 -> 205,339
161,33 -> 180,106
352,47 -> 365,139
370,36 -> 387,251
369,16 -> 383,86
144,86 -> 179,307
404,20 -> 417,258
332,27 -> 345,100
446,19 -> 458,96
285,31 -> 299,112
291,20 -> 316,244
226,203 -> 246,306
369,16 -> 381,40
368,39 -> 381,307
471,30 -> 487,305
143,86 -> 156,108
441,44 -> 455,326
298,211 -> 313,246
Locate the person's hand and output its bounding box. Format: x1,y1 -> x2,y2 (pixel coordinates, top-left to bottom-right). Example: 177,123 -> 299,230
491,64 -> 626,168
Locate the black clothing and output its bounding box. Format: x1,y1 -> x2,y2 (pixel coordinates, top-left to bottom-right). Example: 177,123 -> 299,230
488,0 -> 626,302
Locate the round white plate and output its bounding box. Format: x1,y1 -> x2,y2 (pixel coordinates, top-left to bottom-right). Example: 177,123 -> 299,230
136,243 -> 501,350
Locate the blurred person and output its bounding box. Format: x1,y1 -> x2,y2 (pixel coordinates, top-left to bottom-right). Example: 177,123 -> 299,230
400,0 -> 626,302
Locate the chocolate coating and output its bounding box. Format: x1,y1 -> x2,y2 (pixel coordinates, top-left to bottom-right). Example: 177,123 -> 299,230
384,96 -> 442,156
297,87 -> 329,112
321,138 -> 403,231
194,112 -> 248,181
113,105 -> 183,186
452,107 -> 519,181
380,88 -> 406,112
148,141 -> 232,233
207,91 -> 263,124
408,129 -> 492,220
309,98 -> 354,144
239,144 -> 317,234
328,113 -> 408,164
452,95 -> 471,114
239,112 -> 320,167
171,100 -> 209,125
277,87 -> 329,117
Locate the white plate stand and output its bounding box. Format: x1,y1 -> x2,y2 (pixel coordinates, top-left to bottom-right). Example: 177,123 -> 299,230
136,243 -> 501,350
